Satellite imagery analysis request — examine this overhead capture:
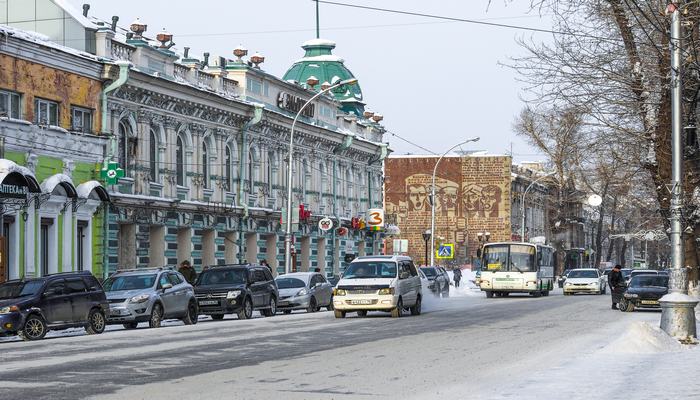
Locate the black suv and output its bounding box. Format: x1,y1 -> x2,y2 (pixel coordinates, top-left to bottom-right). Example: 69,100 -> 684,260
0,271 -> 109,341
194,264 -> 278,320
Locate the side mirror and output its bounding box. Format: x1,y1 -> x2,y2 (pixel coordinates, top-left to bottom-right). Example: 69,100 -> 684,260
162,283 -> 173,291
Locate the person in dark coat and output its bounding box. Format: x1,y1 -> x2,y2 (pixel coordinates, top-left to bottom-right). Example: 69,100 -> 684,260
608,264 -> 626,310
453,267 -> 462,287
178,260 -> 197,285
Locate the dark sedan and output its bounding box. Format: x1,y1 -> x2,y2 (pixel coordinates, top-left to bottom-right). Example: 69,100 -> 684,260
619,274 -> 669,312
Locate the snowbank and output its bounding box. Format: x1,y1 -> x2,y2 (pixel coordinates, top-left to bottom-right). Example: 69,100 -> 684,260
605,321 -> 687,354
448,270 -> 482,297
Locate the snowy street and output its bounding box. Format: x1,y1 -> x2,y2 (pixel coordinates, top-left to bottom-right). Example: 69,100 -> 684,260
1,286 -> 697,400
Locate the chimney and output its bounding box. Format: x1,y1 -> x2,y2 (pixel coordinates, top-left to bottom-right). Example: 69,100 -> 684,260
111,16 -> 119,32
82,4 -> 90,17
202,52 -> 210,67
183,47 -> 190,58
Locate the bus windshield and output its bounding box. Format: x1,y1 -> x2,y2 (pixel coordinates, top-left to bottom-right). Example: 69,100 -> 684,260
483,244 -> 536,272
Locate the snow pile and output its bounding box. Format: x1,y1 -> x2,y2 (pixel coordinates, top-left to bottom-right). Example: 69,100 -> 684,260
448,270 -> 482,297
605,321 -> 686,354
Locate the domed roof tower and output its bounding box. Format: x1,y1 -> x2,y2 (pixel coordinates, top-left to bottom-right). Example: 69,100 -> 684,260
283,38 -> 365,116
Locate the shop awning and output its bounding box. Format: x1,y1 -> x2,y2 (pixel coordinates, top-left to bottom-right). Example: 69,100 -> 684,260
41,174 -> 78,198
76,180 -> 110,202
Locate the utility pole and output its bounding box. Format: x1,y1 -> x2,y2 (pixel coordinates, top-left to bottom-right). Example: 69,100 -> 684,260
660,3 -> 698,343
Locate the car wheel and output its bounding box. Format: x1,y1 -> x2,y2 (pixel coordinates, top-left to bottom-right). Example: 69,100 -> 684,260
86,308 -> 106,335
237,297 -> 253,320
486,291 -> 494,298
624,301 -> 635,312
618,300 -> 628,312
391,298 -> 403,318
334,310 -> 346,318
19,314 -> 47,341
307,297 -> 318,313
149,303 -> 163,328
182,301 -> 198,325
210,314 -> 225,320
326,296 -> 334,311
442,284 -> 450,298
262,297 -> 277,317
123,322 -> 138,330
410,295 -> 422,316
357,310 -> 368,317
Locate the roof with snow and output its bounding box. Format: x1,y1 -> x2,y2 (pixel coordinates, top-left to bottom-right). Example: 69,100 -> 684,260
282,38 -> 364,116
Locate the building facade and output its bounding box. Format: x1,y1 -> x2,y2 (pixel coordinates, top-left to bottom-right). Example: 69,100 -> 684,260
0,25 -> 110,282
384,155 -> 513,266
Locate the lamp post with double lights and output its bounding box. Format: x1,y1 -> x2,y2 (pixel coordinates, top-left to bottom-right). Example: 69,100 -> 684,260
429,137 -> 480,266
283,77 -> 358,274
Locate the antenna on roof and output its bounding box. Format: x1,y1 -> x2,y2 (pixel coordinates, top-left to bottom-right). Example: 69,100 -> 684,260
315,0 -> 320,39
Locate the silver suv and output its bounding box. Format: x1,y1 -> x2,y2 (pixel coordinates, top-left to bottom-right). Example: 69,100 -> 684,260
103,268 -> 198,329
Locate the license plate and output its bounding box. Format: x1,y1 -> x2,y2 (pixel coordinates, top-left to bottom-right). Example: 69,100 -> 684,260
641,300 -> 659,305
198,300 -> 219,305
350,300 -> 373,305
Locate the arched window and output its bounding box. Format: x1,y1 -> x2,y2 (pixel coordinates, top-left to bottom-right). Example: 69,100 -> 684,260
225,145 -> 233,192
149,128 -> 157,182
176,135 -> 185,186
118,119 -> 136,177
202,141 -> 209,189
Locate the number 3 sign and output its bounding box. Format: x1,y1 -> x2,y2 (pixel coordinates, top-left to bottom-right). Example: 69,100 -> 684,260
367,209 -> 384,231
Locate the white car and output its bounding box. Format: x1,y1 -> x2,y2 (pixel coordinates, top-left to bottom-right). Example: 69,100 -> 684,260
563,268 -> 606,295
332,255 -> 422,318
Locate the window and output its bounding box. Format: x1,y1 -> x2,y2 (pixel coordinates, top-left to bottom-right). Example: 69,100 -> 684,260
0,90 -> 21,118
253,269 -> 267,282
176,136 -> 185,186
247,78 -> 263,95
65,278 -> 87,294
40,223 -> 49,276
149,129 -> 158,182
267,152 -> 274,188
158,273 -> 170,288
35,98 -> 58,126
202,142 -> 209,189
83,275 -> 102,292
118,119 -> 136,178
247,149 -> 254,192
44,280 -> 65,296
71,106 -> 92,133
76,222 -> 86,271
225,145 -> 233,192
167,272 -> 183,286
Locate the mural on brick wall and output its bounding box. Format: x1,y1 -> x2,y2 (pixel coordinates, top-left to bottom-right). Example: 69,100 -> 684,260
385,156 -> 512,266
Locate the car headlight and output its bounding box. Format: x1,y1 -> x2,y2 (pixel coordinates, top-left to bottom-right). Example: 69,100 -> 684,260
128,294 -> 150,303
227,290 -> 242,299
378,288 -> 394,295
589,282 -> 598,286
333,288 -> 347,296
624,293 -> 639,298
0,305 -> 19,314
296,288 -> 308,296
565,282 -> 572,286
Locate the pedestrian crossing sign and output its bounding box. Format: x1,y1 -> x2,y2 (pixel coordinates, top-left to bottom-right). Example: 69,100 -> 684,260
436,244 -> 454,259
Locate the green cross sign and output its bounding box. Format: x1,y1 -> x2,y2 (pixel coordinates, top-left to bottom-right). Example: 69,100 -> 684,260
100,161 -> 124,185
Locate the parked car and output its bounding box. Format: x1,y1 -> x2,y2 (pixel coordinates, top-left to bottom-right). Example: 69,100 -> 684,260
563,268 -> 606,295
275,272 -> 334,313
0,271 -> 108,341
621,268 -> 633,285
630,269 -> 662,279
619,274 -> 669,312
194,264 -> 278,320
420,267 -> 449,297
558,269 -> 573,288
333,255 -> 422,318
437,267 -> 451,297
103,268 -> 197,329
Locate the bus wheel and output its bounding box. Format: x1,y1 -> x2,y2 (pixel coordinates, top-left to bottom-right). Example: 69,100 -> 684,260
542,290 -> 550,297
486,291 -> 494,298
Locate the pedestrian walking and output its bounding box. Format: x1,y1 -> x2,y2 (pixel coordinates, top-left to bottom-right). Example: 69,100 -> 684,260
261,259 -> 273,273
178,260 -> 197,285
608,264 -> 625,310
453,267 -> 462,287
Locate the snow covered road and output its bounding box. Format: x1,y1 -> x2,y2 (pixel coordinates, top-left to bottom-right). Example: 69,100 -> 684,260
0,288 -> 696,400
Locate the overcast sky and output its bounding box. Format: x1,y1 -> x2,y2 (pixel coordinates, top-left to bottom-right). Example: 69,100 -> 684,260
68,0 -> 553,162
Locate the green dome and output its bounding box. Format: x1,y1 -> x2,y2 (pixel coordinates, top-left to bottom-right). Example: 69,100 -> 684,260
283,38 -> 365,116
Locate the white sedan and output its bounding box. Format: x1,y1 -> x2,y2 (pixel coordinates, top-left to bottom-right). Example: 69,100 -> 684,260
563,269 -> 606,295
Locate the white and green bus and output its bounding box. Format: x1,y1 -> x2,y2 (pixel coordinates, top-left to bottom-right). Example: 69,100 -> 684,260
478,242 -> 555,298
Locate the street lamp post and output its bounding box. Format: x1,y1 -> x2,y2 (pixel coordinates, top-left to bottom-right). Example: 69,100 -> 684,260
429,137 -> 480,266
422,230 -> 431,266
284,78 -> 358,274
520,172 -> 555,242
